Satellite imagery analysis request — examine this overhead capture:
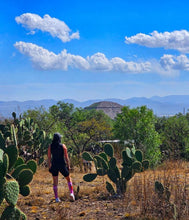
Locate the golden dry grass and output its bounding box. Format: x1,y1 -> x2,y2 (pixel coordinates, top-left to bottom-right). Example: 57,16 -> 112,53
11,160 -> 189,219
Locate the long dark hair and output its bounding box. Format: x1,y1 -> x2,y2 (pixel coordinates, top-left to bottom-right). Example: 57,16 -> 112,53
52,133 -> 62,146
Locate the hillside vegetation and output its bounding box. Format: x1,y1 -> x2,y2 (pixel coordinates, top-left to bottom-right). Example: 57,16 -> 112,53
1,102 -> 189,219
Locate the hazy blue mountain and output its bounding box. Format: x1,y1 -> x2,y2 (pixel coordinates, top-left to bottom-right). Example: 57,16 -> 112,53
151,95 -> 189,104
0,95 -> 189,118
0,100 -> 57,119
124,97 -> 184,116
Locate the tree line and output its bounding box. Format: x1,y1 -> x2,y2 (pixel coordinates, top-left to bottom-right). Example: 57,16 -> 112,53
1,101 -> 189,168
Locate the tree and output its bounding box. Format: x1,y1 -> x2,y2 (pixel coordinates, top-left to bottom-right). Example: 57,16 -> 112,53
159,114 -> 189,160
22,106 -> 55,133
49,102 -> 113,170
113,105 -> 161,166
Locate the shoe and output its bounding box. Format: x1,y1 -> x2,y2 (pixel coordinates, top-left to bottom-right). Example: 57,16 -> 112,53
70,193 -> 75,201
55,197 -> 61,202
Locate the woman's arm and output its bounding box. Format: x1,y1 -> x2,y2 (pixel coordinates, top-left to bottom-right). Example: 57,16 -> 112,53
48,145 -> 51,168
63,144 -> 70,170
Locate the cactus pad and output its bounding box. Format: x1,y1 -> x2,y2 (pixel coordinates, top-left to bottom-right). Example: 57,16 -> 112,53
4,180 -> 19,206
122,150 -> 133,165
106,181 -> 116,195
94,155 -> 109,170
104,143 -> 114,157
82,151 -> 93,161
20,185 -> 30,197
14,157 -> 25,168
11,125 -> 17,147
0,132 -> 6,151
27,159 -> 37,174
108,169 -> 117,183
0,148 -> 3,161
131,145 -> 136,155
5,145 -> 18,170
132,161 -> 142,172
99,152 -> 108,162
18,169 -> 33,187
126,147 -> 132,158
1,206 -> 25,220
83,173 -> 97,182
11,164 -> 28,179
3,153 -> 9,175
109,157 -> 117,169
135,150 -> 143,162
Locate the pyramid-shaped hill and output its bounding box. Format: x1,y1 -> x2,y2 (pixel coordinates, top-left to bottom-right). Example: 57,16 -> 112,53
85,101 -> 123,119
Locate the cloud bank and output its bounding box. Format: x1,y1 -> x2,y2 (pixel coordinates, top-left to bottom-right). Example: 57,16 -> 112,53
15,13 -> 79,42
125,30 -> 189,53
15,41 -> 189,74
14,13 -> 189,75
14,41 -> 151,73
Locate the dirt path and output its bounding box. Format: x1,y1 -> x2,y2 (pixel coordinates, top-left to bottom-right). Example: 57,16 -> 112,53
20,197 -> 129,220
17,168 -> 132,220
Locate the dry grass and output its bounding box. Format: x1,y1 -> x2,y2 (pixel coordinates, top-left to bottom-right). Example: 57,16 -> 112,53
10,160 -> 189,219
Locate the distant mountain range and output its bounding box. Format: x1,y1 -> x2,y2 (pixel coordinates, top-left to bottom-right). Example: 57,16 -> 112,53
0,95 -> 189,118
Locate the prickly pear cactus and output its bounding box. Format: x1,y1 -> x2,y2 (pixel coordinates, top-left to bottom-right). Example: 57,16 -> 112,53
82,143 -> 149,196
1,206 -> 26,220
0,125 -> 37,219
8,112 -> 52,165
155,181 -> 177,219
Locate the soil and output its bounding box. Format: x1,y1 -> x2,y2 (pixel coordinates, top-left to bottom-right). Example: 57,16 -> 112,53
16,167 -> 140,220
20,196 -> 131,220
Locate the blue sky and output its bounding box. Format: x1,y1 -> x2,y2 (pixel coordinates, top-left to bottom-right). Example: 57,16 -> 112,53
1,0 -> 189,101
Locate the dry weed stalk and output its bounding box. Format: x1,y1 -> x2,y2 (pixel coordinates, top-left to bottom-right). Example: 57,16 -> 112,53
122,160 -> 189,219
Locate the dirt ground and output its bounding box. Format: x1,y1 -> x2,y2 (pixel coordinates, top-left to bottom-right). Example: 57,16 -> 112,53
13,162 -> 189,220
19,196 -> 130,220
16,167 -> 142,220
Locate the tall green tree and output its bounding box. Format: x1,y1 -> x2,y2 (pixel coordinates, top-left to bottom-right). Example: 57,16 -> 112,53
113,105 -> 161,166
49,102 -> 113,169
159,114 -> 189,160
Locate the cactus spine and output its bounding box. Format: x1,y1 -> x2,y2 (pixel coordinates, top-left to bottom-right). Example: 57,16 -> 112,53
82,143 -> 149,196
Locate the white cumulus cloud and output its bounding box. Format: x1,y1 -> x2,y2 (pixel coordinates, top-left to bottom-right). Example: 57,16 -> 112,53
14,41 -> 151,73
160,54 -> 189,71
87,53 -> 113,71
15,13 -> 80,43
125,30 -> 189,53
111,57 -> 151,73
14,41 -> 89,70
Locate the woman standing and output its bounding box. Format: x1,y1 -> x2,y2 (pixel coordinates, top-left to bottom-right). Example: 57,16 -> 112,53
48,133 -> 75,202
